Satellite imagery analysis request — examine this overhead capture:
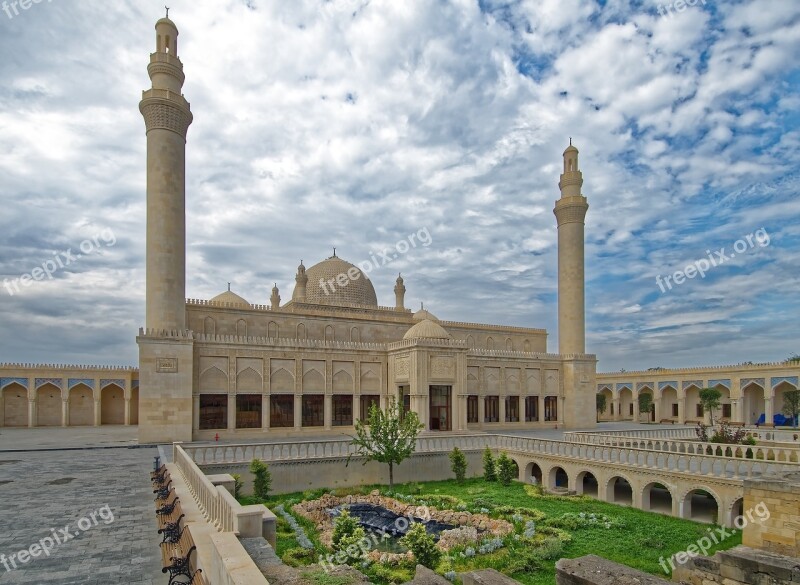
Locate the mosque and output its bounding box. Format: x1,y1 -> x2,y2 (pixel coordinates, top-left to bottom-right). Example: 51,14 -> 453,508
134,16 -> 597,443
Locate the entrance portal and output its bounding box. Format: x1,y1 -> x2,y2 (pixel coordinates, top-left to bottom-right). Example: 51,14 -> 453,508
429,385 -> 452,431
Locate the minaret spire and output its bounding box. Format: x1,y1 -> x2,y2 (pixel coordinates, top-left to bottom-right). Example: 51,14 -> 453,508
140,14 -> 193,330
554,141 -> 588,354
394,273 -> 406,311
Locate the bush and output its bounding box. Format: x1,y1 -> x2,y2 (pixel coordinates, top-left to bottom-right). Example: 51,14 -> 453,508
482,447 -> 496,482
400,522 -> 441,569
232,473 -> 243,499
250,458 -> 272,500
496,452 -> 516,486
332,509 -> 367,565
506,536 -> 565,574
449,447 -> 467,483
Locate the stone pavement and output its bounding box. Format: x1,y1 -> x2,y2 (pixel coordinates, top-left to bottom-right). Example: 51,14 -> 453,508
0,426 -> 139,451
0,447 -> 165,584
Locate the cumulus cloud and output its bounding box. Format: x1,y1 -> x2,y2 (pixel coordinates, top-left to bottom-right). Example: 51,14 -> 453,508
0,0 -> 798,370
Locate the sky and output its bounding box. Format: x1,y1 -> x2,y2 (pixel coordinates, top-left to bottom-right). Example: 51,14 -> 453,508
0,0 -> 798,372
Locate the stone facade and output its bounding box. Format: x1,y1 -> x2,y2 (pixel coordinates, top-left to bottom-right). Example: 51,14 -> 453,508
597,364 -> 800,426
0,364 -> 139,427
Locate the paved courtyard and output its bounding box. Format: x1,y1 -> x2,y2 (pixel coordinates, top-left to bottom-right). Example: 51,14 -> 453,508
0,446 -> 165,584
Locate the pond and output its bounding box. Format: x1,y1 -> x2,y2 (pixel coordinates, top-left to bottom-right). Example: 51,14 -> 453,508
329,503 -> 455,552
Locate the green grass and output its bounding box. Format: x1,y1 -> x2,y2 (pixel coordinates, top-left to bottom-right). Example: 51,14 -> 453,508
242,479 -> 741,585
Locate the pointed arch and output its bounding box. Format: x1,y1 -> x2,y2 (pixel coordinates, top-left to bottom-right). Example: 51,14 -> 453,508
199,366 -> 228,392
2,383 -> 28,427
237,367 -> 262,393
296,322 -> 307,339
203,316 -> 216,335
270,368 -> 294,393
236,319 -> 247,337
37,383 -> 62,427
101,384 -> 125,425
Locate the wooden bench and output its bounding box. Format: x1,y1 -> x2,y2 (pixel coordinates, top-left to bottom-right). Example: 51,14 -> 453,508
158,513 -> 186,543
659,419 -> 676,424
156,495 -> 183,527
153,468 -> 171,487
160,522 -> 207,585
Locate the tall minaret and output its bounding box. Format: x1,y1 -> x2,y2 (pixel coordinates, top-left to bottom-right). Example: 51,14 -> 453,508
554,141 -> 588,355
394,274 -> 406,311
140,14 -> 193,331
293,261 -> 308,302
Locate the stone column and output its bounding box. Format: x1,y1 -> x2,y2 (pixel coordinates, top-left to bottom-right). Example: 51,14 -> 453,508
294,394 -> 303,430
262,394 -> 270,430
324,394 -> 332,430
764,397 -> 773,427
678,396 -> 686,424
192,394 -> 200,431
62,398 -> 69,427
28,398 -> 36,428
124,395 -> 131,426
227,394 -> 236,430
94,399 -> 101,426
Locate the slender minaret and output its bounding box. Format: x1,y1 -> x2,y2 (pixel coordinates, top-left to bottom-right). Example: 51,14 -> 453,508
554,141 -> 588,355
293,261 -> 308,302
270,283 -> 281,310
140,14 -> 193,331
394,273 -> 406,311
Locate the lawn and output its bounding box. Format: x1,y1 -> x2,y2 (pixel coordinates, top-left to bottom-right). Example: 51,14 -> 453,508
244,478 -> 741,584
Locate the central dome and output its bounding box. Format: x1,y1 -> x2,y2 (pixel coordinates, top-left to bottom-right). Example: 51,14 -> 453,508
304,256 -> 378,307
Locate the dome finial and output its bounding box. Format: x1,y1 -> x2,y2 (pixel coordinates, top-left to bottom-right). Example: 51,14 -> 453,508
227,282 -> 231,292
333,247 -> 337,257
165,5 -> 170,18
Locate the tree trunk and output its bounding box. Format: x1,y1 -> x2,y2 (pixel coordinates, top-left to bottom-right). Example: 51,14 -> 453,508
389,462 -> 394,489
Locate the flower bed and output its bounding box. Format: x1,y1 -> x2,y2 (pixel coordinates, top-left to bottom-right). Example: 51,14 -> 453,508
291,490 -> 513,563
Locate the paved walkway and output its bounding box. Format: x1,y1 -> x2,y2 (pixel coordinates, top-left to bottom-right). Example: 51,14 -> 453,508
0,426 -> 139,451
0,447 -> 165,584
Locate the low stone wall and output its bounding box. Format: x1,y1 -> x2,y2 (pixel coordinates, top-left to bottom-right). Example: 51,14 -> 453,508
555,555 -> 672,585
208,532 -> 270,585
201,450 -> 486,494
743,472 -> 800,557
672,545 -> 800,584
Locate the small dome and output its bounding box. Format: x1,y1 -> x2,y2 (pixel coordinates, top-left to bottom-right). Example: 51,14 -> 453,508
210,290 -> 250,307
403,319 -> 452,340
413,308 -> 438,322
302,256 -> 378,307
564,144 -> 578,154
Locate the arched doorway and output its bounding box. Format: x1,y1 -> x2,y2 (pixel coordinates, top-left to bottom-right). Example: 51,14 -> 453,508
37,384 -> 62,427
549,466 -> 569,490
642,482 -> 672,514
576,471 -> 598,496
682,489 -> 719,523
527,462 -> 543,485
660,386 -> 678,422
685,385 -> 702,422
743,383 -> 765,425
598,388 -> 613,421
2,383 -> 28,427
101,385 -> 125,425
69,385 -> 94,426
774,381 -> 798,426
606,476 -> 633,505
728,497 -> 744,528
618,387 -> 633,420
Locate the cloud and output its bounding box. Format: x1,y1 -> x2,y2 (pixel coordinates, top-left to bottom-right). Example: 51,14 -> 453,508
0,0 -> 798,372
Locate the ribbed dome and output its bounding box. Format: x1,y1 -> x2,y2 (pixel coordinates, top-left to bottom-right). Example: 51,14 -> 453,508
413,308 -> 438,322
210,290 -> 250,307
303,256 -> 378,307
403,319 -> 452,340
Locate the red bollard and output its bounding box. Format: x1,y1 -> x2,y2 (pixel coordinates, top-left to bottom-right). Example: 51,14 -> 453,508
215,432 -> 219,442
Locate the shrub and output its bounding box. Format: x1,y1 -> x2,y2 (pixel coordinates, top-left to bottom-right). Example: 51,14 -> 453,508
496,453 -> 516,486
400,522 -> 441,569
274,505 -> 314,549
482,447 -> 497,482
232,474 -> 243,499
449,447 -> 468,483
250,458 -> 272,500
332,509 -> 367,565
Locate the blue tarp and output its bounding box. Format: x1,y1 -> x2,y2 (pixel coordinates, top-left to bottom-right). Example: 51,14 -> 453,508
755,413 -> 796,426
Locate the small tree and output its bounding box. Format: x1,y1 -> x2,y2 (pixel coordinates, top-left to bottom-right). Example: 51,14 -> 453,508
782,389 -> 800,428
496,452 -> 516,486
332,509 -> 366,565
232,473 -> 243,499
482,447 -> 496,482
449,447 -> 467,483
699,388 -> 722,426
347,397 -> 423,489
596,393 -> 607,419
638,393 -> 653,423
400,522 -> 441,569
249,459 -> 272,500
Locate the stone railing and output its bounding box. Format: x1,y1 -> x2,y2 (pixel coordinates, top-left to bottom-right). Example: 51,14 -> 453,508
564,428 -> 697,442
183,433 -> 795,482
174,443 -> 271,538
